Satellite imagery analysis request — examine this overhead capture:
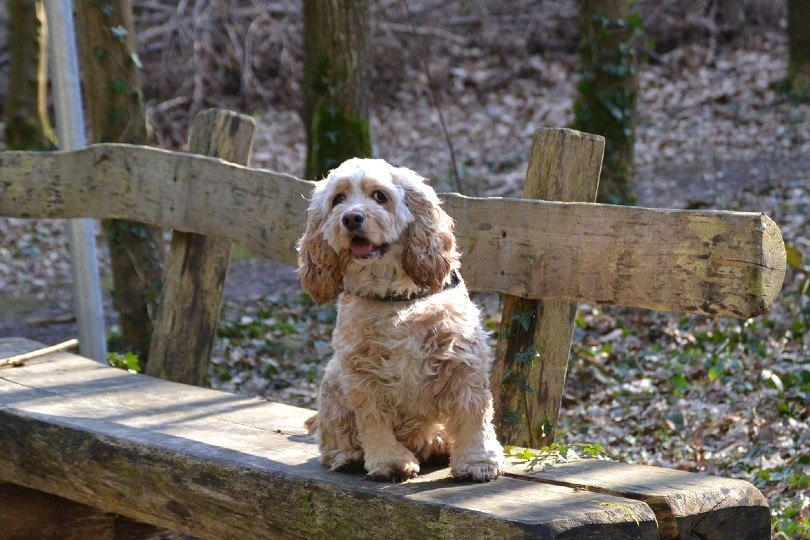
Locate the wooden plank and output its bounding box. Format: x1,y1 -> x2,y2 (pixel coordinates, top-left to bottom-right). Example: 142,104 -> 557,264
0,482 -> 176,540
492,128 -> 603,448
0,340 -> 657,539
0,144 -> 785,317
502,458 -> 770,540
146,109 -> 255,385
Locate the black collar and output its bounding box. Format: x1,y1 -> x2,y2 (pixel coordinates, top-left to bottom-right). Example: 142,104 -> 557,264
344,270 -> 462,303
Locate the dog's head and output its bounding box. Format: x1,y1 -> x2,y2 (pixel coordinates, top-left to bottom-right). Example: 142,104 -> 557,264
297,158 -> 459,304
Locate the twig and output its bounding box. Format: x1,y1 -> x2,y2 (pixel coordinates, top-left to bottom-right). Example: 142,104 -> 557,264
379,22 -> 467,45
0,339 -> 79,368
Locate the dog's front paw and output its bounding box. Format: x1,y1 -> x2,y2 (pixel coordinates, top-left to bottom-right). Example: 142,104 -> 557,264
451,443 -> 504,482
365,454 -> 420,482
451,458 -> 502,482
324,449 -> 365,473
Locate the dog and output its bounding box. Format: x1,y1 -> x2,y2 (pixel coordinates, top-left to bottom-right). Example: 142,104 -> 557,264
298,158 -> 503,482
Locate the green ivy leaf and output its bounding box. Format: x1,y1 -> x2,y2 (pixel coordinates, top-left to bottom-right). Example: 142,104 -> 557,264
627,11 -> 644,30
511,307 -> 535,332
708,364 -> 725,382
515,379 -> 533,393
668,373 -> 689,395
515,346 -> 538,367
109,78 -> 127,96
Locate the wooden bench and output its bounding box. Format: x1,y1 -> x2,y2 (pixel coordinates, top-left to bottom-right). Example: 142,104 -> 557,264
0,109 -> 785,539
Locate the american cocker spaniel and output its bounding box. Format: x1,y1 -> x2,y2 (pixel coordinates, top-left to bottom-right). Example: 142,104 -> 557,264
298,158 -> 503,482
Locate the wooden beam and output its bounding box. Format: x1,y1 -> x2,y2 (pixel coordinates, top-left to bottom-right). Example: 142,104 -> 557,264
501,458 -> 770,540
0,144 -> 785,318
0,482 -> 173,540
146,110 -> 255,385
0,340 -> 657,539
492,128 -> 603,448
0,339 -> 771,539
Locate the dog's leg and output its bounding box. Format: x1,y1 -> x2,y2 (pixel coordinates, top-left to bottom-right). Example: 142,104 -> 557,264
354,410 -> 420,482
315,365 -> 364,472
445,394 -> 504,482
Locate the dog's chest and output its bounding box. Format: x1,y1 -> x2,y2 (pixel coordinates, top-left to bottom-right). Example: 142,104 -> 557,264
335,293 -> 484,407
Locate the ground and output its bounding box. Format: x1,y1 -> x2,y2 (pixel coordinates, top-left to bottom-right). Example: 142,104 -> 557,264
0,4 -> 808,537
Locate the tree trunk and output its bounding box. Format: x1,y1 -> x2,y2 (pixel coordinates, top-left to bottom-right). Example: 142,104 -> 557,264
573,0 -> 639,205
787,0 -> 810,99
75,0 -> 163,369
302,0 -> 372,180
5,0 -> 54,151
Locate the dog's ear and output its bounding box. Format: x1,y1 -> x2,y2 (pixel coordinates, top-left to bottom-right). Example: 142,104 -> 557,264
399,175 -> 459,292
297,193 -> 345,304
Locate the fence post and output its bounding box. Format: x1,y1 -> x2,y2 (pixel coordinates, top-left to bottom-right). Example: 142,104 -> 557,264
491,128 -> 604,448
146,109 -> 255,386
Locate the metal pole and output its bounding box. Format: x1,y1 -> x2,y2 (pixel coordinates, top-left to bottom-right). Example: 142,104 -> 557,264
44,0 -> 107,363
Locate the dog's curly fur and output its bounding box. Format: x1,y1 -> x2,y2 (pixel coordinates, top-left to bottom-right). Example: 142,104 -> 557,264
298,158 -> 503,482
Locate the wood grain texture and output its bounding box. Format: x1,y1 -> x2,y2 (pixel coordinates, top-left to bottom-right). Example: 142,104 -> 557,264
146,110 -> 255,386
492,128 -> 604,448
0,482 -> 176,540
0,340 -> 657,540
0,143 -> 786,317
502,457 -> 770,540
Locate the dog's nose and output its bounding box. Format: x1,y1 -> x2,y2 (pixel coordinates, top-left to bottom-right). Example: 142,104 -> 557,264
342,211 -> 365,231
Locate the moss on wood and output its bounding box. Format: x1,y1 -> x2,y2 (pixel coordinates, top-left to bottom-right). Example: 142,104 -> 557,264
308,105 -> 372,180
573,0 -> 642,205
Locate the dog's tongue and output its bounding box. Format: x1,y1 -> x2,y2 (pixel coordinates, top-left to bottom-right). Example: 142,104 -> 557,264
350,237 -> 374,257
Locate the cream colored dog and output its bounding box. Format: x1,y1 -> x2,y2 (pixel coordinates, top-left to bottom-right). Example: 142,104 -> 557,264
298,158 -> 503,482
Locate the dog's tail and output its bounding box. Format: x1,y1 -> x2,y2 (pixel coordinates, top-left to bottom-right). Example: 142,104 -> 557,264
304,413 -> 319,436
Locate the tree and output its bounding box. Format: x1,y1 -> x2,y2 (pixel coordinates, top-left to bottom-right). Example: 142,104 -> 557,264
787,0 -> 810,99
75,0 -> 163,369
302,0 -> 372,180
5,0 -> 54,151
573,0 -> 641,205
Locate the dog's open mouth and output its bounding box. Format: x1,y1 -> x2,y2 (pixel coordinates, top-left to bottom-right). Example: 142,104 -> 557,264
350,237 -> 389,259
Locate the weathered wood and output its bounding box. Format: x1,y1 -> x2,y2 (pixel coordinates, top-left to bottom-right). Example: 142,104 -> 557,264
501,458 -> 770,540
0,481 -> 118,539
0,340 -> 658,539
0,482 -> 176,540
492,128 -> 603,448
146,110 -> 255,386
0,144 -> 785,318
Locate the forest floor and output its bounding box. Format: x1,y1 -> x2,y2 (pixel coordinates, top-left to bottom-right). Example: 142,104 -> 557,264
0,15 -> 808,539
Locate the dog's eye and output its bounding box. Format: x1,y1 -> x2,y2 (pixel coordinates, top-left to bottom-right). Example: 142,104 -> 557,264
332,194 -> 346,207
371,190 -> 388,204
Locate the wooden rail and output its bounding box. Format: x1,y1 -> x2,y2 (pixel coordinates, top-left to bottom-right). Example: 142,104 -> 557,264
0,143 -> 785,318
